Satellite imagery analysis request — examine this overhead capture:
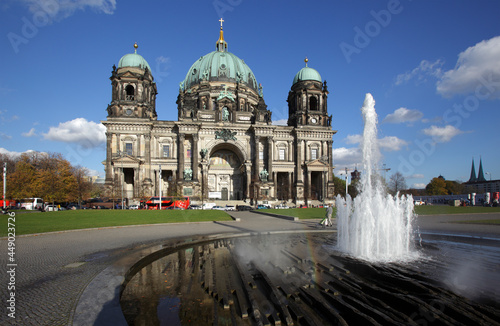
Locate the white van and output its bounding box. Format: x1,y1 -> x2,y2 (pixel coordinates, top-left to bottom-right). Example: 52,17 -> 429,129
202,203 -> 216,210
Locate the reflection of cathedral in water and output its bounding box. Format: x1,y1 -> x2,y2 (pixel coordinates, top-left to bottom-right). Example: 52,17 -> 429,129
102,21 -> 337,204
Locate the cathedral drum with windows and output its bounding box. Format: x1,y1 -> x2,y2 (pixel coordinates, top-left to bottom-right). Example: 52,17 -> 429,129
102,22 -> 337,206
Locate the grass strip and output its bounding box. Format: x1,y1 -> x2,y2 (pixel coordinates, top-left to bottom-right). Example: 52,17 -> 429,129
1,209 -> 232,236
451,219 -> 500,225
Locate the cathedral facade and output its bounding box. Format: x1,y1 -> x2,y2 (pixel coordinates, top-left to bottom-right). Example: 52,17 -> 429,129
102,24 -> 337,206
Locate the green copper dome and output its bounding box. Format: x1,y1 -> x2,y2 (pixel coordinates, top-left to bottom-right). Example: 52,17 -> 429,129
118,43 -> 151,71
293,66 -> 322,85
182,50 -> 258,91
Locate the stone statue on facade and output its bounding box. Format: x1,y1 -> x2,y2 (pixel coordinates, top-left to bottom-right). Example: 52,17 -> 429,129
200,148 -> 208,160
222,107 -> 229,121
184,167 -> 193,181
260,169 -> 269,182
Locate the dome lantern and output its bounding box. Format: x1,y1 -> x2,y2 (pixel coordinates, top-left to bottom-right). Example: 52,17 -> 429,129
118,43 -> 151,71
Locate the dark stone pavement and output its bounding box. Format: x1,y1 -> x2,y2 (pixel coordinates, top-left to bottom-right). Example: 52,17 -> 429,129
0,211 -> 499,325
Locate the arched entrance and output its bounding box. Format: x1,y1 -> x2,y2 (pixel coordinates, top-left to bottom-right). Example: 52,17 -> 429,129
208,148 -> 244,200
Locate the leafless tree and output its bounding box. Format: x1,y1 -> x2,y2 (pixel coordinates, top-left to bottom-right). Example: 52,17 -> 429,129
388,172 -> 407,195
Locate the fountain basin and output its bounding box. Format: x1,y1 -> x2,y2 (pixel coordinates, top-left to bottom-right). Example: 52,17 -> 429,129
120,232 -> 500,325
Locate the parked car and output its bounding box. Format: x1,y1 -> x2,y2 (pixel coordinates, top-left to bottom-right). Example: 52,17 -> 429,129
129,204 -> 139,210
275,204 -> 289,209
189,205 -> 202,210
211,206 -> 225,211
45,205 -> 59,212
236,205 -> 253,211
256,204 -> 269,209
167,206 -> 184,210
224,205 -> 235,211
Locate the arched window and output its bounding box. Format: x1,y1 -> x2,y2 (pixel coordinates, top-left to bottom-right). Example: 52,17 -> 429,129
309,96 -> 318,111
125,85 -> 135,101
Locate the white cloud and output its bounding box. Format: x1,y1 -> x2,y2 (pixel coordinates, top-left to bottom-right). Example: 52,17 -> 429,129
422,125 -> 464,143
43,118 -> 106,148
272,119 -> 288,126
437,35 -> 500,98
22,128 -> 37,137
20,0 -> 117,21
382,107 -> 424,124
0,148 -> 37,157
332,147 -> 362,168
395,59 -> 444,86
344,134 -> 363,144
411,183 -> 426,189
343,134 -> 407,151
378,136 -> 408,152
408,174 -> 425,179
0,132 -> 12,140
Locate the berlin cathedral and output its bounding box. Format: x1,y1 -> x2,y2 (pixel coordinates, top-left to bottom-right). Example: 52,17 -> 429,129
102,21 -> 337,206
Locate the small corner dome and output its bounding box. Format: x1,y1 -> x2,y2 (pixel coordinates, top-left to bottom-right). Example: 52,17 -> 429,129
118,43 -> 151,71
293,66 -> 322,85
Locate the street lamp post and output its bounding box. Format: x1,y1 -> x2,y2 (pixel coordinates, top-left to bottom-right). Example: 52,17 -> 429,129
345,167 -> 348,196
3,163 -> 6,210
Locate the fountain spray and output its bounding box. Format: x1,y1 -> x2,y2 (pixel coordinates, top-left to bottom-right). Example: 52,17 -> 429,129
336,93 -> 417,262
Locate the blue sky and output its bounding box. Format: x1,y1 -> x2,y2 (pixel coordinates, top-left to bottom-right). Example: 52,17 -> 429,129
1,0 -> 500,189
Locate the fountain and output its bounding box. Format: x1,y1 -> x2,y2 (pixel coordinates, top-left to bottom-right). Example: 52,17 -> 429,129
337,93 -> 416,262
118,94 -> 500,325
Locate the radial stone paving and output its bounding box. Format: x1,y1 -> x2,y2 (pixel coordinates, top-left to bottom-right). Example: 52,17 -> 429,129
121,233 -> 500,325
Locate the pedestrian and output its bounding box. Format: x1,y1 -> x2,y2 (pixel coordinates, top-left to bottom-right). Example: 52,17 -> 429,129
319,205 -> 333,228
325,205 -> 333,226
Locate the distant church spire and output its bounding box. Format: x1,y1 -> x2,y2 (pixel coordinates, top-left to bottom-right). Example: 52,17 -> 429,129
468,158 -> 477,182
216,18 -> 228,52
477,157 -> 487,182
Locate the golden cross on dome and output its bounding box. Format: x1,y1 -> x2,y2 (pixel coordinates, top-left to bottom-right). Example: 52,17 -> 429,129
219,18 -> 224,28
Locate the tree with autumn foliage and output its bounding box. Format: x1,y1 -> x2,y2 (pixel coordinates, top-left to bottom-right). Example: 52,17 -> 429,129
425,177 -> 448,195
0,152 -> 93,204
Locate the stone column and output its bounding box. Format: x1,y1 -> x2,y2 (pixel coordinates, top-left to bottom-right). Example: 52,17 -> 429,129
245,162 -> 252,200
144,134 -> 151,182
296,140 -> 303,183
105,132 -> 113,182
134,168 -> 139,197
307,170 -> 312,199
288,172 -> 292,200
192,134 -> 199,181
328,140 -> 333,182
273,172 -> 278,199
178,134 -> 185,181
254,136 -> 260,180
267,137 -> 273,182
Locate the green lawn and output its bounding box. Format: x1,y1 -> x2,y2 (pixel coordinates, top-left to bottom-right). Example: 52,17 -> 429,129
265,205 -> 500,219
3,205 -> 500,236
452,219 -> 500,225
265,207 -> 328,219
414,205 -> 500,215
0,209 -> 232,236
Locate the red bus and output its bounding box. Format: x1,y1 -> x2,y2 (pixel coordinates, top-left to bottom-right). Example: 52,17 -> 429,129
1,200 -> 17,209
143,196 -> 190,210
